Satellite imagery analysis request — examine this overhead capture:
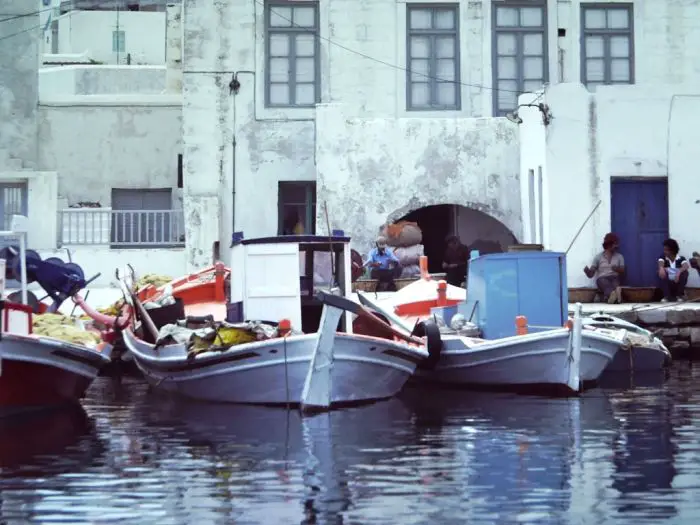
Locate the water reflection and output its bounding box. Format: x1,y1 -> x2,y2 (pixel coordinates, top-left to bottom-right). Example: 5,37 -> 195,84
0,404 -> 105,522
0,404 -> 102,475
1,371 -> 700,524
608,373 -> 680,520
401,387 -> 617,524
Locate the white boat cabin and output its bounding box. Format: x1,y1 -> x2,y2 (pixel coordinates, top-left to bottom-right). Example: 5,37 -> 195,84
229,234 -> 353,334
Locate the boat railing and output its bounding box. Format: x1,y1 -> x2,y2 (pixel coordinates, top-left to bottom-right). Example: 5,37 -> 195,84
57,208 -> 186,248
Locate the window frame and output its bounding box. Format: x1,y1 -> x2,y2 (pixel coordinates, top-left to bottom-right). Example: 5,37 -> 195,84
278,181 -> 317,235
405,3 -> 462,112
264,1 -> 321,108
112,30 -> 125,53
580,3 -> 635,89
491,0 -> 549,117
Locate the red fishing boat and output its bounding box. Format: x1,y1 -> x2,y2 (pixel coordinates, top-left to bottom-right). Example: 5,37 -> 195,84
0,239 -> 112,417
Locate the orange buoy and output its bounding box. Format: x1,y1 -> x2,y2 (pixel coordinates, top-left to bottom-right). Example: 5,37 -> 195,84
564,319 -> 573,330
515,315 -> 528,335
419,255 -> 430,280
436,280 -> 448,306
278,318 -> 292,336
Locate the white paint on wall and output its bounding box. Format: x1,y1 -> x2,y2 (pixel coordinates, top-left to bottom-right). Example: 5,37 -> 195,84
38,98 -> 181,205
315,103 -> 522,254
39,65 -> 166,97
54,10 -> 166,65
520,83 -> 700,288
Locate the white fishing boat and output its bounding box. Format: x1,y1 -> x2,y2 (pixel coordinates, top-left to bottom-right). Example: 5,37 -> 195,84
118,234 -> 429,409
581,313 -> 671,372
355,251 -> 628,394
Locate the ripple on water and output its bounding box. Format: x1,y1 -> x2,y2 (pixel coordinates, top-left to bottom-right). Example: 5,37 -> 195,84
3,368 -> 700,523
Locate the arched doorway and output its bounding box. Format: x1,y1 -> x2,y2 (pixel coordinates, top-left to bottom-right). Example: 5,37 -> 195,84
396,204 -> 518,273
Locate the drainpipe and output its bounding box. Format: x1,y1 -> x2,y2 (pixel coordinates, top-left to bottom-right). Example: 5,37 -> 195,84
230,71 -> 254,238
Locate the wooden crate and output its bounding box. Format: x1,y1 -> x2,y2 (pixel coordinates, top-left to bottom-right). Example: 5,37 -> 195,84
568,288 -> 597,303
352,277 -> 418,293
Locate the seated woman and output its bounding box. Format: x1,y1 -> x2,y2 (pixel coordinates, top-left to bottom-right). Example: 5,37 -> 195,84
658,238 -> 690,302
583,233 -> 625,304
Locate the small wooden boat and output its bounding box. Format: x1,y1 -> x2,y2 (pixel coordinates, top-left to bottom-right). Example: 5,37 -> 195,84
355,251 -> 629,394
101,234 -> 431,410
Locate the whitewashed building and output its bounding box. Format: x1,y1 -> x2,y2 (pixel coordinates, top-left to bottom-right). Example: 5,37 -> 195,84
40,0 -> 171,65
183,0 -> 700,289
518,1 -> 700,288
0,1 -> 186,286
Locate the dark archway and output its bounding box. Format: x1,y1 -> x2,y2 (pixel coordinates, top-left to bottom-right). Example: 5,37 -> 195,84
397,204 -> 518,273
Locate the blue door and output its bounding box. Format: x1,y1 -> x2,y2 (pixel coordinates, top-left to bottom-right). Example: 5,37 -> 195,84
610,179 -> 668,287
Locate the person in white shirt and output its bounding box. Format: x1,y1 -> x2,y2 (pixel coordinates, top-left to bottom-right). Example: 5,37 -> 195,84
658,238 -> 690,302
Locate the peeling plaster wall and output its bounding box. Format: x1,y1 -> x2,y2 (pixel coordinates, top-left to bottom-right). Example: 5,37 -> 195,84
521,83 -> 700,288
316,104 -> 521,253
0,1 -> 39,169
38,101 -> 182,205
182,0 -> 513,269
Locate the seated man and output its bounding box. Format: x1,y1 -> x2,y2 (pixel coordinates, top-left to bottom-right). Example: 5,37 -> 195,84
364,236 -> 401,292
658,238 -> 690,302
583,233 -> 625,303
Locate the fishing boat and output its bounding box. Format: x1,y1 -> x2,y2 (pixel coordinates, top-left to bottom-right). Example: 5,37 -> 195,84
355,251 -> 628,394
581,313 -> 671,372
109,234 -> 429,410
0,216 -> 113,417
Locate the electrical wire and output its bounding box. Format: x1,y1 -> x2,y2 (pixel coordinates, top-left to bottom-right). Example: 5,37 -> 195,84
0,0 -> 122,44
0,5 -> 55,24
1,0 -> 549,100
257,0 -> 534,95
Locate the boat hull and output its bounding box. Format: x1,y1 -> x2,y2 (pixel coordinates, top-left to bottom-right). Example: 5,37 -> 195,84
415,329 -> 620,392
122,329 -> 425,406
604,345 -> 670,373
0,335 -> 112,417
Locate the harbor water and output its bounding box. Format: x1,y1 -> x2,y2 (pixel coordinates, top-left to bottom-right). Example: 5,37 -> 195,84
2,365 -> 700,524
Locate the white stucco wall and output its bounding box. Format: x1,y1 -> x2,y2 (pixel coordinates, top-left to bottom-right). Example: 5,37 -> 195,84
55,10 -> 166,65
38,96 -> 182,205
316,104 -> 521,253
555,0 -> 700,87
182,0 -> 521,269
521,83 -> 700,288
39,65 -> 166,97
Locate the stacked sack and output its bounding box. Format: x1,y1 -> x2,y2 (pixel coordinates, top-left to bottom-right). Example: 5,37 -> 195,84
380,221 -> 424,278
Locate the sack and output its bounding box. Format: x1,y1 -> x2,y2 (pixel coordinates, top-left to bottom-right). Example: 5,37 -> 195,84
400,264 -> 421,278
381,221 -> 422,247
393,244 -> 424,266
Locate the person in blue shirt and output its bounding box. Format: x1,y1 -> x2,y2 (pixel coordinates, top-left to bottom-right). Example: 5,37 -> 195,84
363,236 -> 401,291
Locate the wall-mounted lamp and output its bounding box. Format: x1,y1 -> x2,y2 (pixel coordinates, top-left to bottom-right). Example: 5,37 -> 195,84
506,102 -> 553,126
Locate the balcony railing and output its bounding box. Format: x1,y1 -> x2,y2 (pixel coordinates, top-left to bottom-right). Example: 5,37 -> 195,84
58,208 -> 186,248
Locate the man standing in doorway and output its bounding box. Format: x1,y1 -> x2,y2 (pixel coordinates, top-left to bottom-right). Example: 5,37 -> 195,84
442,235 -> 470,288
658,238 -> 690,302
